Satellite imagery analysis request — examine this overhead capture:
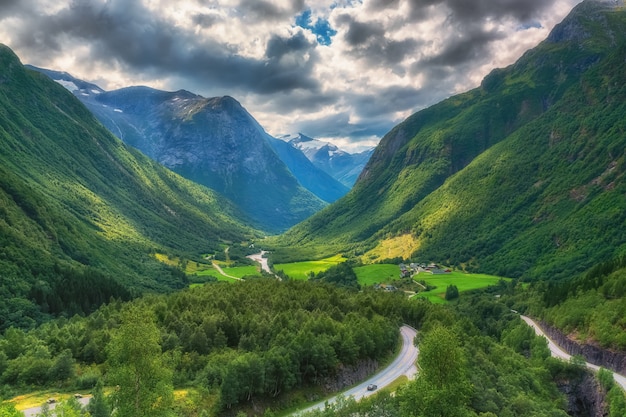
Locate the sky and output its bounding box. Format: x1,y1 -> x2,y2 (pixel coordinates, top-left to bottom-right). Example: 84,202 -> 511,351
0,0 -> 583,152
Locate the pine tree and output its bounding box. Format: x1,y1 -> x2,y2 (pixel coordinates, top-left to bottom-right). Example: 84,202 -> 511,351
87,379 -> 111,417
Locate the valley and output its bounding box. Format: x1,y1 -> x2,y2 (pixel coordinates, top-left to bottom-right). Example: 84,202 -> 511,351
2,1 -> 626,416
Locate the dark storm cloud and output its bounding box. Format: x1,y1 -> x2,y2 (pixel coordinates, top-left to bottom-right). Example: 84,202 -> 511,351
353,85 -> 424,118
265,32 -> 315,59
0,0 -> 21,11
342,18 -> 385,46
294,110 -> 394,140
237,0 -> 305,20
425,29 -> 506,67
8,0 -> 320,95
393,0 -> 556,22
353,0 -> 555,72
337,14 -> 419,66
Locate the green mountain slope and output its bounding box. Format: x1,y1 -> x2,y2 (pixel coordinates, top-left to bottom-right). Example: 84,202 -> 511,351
0,44 -> 258,329
277,1 -> 626,280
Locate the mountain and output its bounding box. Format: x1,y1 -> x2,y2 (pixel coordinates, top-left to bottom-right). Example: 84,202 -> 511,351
0,44 -> 258,329
27,68 -> 336,232
265,136 -> 349,203
276,0 -> 626,281
284,133 -> 374,187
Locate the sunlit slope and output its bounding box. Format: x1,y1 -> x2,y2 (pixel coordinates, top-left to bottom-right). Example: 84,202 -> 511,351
0,44 -> 257,327
277,2 -> 626,280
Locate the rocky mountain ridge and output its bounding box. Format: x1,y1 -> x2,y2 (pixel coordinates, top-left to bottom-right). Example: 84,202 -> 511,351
29,67 -> 343,232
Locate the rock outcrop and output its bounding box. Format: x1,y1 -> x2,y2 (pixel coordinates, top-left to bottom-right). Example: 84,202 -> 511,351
541,321 -> 626,375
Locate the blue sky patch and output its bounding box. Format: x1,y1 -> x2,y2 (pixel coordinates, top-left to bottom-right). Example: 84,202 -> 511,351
296,10 -> 337,46
516,21 -> 543,31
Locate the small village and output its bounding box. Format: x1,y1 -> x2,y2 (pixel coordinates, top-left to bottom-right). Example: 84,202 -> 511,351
399,262 -> 452,278
373,262 -> 452,293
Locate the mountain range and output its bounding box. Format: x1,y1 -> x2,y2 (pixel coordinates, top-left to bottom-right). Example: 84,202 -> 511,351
3,0 -> 626,325
25,68 -> 357,233
277,0 -> 626,281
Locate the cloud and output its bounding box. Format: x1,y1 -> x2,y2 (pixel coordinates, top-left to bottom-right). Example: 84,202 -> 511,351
0,0 -> 583,152
403,0 -> 553,23
424,28 -> 507,67
237,0 -> 306,21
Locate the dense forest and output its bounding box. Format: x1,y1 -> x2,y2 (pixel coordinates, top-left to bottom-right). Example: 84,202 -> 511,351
1,274 -> 625,417
0,279 -> 424,415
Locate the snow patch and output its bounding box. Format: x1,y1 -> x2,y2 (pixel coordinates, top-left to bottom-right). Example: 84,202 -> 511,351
114,109 -> 123,113
91,89 -> 101,94
54,79 -> 79,92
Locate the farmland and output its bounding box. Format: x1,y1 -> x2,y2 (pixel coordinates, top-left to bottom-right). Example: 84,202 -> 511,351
414,271 -> 509,304
273,255 -> 347,280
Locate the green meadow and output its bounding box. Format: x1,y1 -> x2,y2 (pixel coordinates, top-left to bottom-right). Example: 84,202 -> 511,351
414,271 -> 509,304
273,255 -> 347,280
354,264 -> 402,286
191,264 -> 260,284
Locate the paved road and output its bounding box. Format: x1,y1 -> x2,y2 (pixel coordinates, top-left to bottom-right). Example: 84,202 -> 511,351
293,325 -> 418,416
521,315 -> 626,391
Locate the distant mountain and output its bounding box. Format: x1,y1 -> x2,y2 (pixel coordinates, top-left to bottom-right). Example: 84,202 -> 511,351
282,133 -> 374,187
0,44 -> 257,328
29,68 -> 341,232
277,0 -> 626,281
265,136 -> 349,203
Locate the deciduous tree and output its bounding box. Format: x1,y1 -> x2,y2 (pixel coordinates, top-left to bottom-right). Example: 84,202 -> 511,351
107,305 -> 174,417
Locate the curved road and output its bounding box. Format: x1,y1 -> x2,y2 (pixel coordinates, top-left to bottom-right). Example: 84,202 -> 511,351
521,315 -> 626,391
294,325 -> 418,415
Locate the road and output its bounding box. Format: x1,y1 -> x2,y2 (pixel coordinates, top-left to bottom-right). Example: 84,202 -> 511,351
211,261 -> 243,281
293,325 -> 418,416
521,315 -> 626,391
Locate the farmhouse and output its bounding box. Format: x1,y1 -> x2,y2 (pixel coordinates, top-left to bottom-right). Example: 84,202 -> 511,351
399,261 -> 451,277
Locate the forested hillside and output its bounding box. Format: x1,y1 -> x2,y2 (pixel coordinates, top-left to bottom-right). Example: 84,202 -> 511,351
276,0 -> 626,281
0,280 -> 418,415
518,254 -> 626,351
0,44 -> 258,329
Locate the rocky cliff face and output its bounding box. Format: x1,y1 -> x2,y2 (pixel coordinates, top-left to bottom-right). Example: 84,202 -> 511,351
87,89 -> 327,232
557,370 -> 609,417
541,321 -> 626,375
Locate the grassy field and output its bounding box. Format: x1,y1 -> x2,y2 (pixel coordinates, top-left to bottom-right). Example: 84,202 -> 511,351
192,264 -> 260,283
354,264 -> 402,286
273,255 -> 347,280
7,388 -> 204,413
414,271 -> 509,303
